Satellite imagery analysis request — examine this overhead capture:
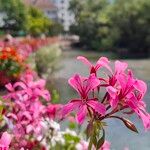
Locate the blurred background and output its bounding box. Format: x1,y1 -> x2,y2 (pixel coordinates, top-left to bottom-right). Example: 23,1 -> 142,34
0,0 -> 150,149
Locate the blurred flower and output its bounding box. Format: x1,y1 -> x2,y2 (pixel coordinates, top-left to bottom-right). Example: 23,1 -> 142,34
0,132 -> 11,149
100,141 -> 110,150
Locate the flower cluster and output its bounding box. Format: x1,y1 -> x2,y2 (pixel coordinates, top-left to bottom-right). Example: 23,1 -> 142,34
0,36 -> 60,59
0,47 -> 25,86
63,56 -> 150,149
3,73 -> 51,148
0,36 -> 60,87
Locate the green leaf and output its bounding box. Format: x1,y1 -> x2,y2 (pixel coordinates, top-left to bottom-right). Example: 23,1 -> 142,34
88,137 -> 93,150
0,105 -> 3,121
64,133 -> 80,143
96,128 -> 105,150
92,135 -> 97,147
69,122 -> 76,130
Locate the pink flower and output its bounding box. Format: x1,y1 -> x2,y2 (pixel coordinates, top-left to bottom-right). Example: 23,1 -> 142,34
3,74 -> 52,147
3,74 -> 51,101
106,71 -> 146,108
62,74 -> 106,124
77,56 -> 111,74
0,132 -> 11,149
47,104 -> 62,119
100,141 -> 110,150
114,60 -> 128,75
127,93 -> 150,130
76,140 -> 88,150
106,60 -> 128,87
106,70 -> 150,130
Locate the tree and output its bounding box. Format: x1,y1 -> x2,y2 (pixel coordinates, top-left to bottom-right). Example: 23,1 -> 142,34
0,0 -> 27,31
69,0 -> 111,50
108,0 -> 150,55
26,7 -> 53,37
70,0 -> 150,55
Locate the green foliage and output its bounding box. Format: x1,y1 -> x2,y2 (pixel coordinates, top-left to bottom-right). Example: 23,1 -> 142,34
48,22 -> 64,36
108,0 -> 150,54
0,105 -> 3,121
0,0 -> 27,31
0,0 -> 63,36
26,7 -> 53,36
69,0 -> 111,50
35,44 -> 62,78
0,59 -> 22,76
63,133 -> 80,150
70,0 -> 150,54
86,120 -> 105,150
51,90 -> 60,104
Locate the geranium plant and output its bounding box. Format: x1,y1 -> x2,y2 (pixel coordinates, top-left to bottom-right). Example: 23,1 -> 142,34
0,56 -> 149,150
62,56 -> 150,149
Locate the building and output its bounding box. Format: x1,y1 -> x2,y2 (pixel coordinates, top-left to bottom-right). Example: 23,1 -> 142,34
51,0 -> 74,31
23,0 -> 74,31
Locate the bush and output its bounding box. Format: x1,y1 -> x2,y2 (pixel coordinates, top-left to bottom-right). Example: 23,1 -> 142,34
26,7 -> 53,37
70,0 -> 150,55
108,0 -> 150,55
0,0 -> 27,31
35,44 -> 62,78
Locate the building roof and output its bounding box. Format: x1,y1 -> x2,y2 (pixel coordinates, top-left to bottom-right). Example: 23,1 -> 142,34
23,0 -> 57,10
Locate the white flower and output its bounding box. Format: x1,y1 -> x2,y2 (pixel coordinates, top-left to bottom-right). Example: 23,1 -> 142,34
76,140 -> 88,150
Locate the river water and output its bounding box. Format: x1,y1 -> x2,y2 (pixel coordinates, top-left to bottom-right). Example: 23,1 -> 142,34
48,49 -> 150,150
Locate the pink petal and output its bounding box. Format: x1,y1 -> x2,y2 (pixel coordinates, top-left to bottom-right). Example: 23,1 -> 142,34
41,90 -> 51,101
136,110 -> 150,131
100,141 -> 111,150
0,132 -> 11,146
34,79 -> 46,88
106,86 -> 118,108
76,104 -> 87,124
13,82 -> 27,90
115,60 -> 128,74
106,86 -> 117,99
22,111 -> 32,121
85,74 -> 100,94
77,56 -> 92,67
68,74 -> 83,94
126,93 -> 138,110
62,100 -> 81,117
5,83 -> 14,92
134,80 -> 147,96
7,113 -> 18,121
26,125 -> 33,133
87,100 -> 106,115
95,57 -> 112,73
22,74 -> 33,83
116,74 -> 128,91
